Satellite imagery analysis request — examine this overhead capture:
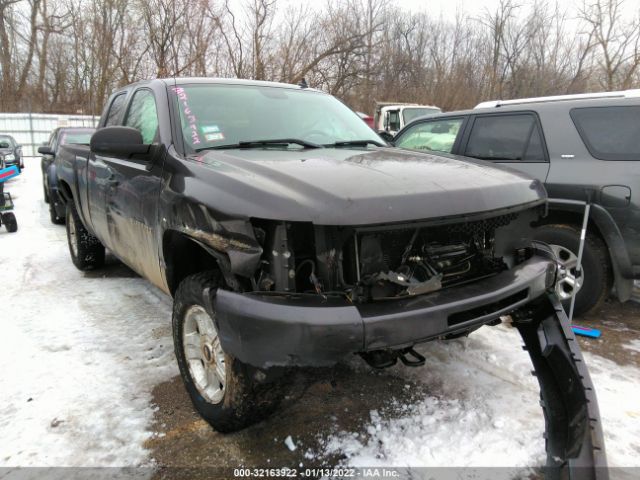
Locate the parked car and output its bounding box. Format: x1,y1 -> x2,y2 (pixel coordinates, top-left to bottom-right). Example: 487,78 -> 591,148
374,102 -> 441,136
356,111 -> 375,129
0,134 -> 24,171
39,127 -> 94,224
54,78 -> 605,476
392,89 -> 640,316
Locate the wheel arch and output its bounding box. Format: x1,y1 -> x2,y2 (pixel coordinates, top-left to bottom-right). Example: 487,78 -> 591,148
57,178 -> 73,204
162,229 -> 230,296
542,199 -> 633,301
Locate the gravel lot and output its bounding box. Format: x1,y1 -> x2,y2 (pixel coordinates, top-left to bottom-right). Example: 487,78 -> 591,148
1,162 -> 638,478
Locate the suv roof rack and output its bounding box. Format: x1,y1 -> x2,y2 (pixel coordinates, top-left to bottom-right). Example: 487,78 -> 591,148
475,89 -> 640,109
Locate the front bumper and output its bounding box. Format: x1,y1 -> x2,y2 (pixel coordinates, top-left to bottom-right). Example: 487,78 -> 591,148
4,159 -> 19,169
214,254 -> 557,368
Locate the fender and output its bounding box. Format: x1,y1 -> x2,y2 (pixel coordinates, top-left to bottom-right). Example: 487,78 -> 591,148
46,163 -> 59,193
548,198 -> 633,301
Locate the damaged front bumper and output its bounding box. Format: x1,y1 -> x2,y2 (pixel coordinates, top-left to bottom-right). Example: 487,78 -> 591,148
213,251 -> 608,478
214,254 -> 557,368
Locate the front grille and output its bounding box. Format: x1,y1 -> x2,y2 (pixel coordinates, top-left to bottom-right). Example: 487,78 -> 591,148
342,213 -> 519,300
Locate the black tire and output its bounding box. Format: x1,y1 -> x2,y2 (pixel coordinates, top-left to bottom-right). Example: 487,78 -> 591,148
172,272 -> 287,432
43,179 -> 50,203
65,202 -> 105,270
2,212 -> 18,233
534,224 -> 612,316
49,201 -> 64,225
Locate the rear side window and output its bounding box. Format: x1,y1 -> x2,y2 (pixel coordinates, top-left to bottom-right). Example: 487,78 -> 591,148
105,93 -> 127,126
464,114 -> 545,162
395,118 -> 463,153
124,89 -> 159,144
571,106 -> 640,160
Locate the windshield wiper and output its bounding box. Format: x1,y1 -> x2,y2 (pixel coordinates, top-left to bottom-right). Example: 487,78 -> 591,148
196,138 -> 322,151
326,139 -> 386,148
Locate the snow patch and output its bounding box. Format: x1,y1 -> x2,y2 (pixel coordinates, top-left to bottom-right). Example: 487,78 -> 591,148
621,339 -> 640,354
0,167 -> 177,466
284,436 -> 297,452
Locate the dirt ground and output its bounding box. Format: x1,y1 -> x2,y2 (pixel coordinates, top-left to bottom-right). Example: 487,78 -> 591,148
145,296 -> 640,477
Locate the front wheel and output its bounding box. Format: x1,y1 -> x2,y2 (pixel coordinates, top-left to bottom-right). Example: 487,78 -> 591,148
534,224 -> 612,316
2,212 -> 18,232
172,272 -> 287,432
66,203 -> 105,270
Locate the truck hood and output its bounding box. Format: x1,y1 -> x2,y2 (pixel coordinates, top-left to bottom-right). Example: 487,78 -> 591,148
182,147 -> 546,225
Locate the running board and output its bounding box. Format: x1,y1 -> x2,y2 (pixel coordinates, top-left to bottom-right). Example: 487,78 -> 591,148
513,294 -> 608,480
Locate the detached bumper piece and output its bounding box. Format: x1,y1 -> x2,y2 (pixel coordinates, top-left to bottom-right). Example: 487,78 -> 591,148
514,294 -> 608,480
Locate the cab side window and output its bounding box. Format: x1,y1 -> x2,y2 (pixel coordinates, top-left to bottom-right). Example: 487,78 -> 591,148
105,93 -> 127,127
395,118 -> 463,154
124,89 -> 159,144
387,111 -> 401,132
464,114 -> 545,162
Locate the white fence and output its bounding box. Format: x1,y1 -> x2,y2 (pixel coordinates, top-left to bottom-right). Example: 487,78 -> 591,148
0,113 -> 99,157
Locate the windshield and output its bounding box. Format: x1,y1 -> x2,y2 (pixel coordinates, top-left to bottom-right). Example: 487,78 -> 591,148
59,129 -> 94,145
171,84 -> 382,152
402,107 -> 440,125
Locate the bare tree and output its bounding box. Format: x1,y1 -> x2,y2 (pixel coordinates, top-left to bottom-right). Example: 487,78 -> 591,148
2,0 -> 640,115
580,0 -> 640,90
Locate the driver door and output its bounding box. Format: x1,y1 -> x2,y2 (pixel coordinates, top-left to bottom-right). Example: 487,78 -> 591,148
103,88 -> 164,284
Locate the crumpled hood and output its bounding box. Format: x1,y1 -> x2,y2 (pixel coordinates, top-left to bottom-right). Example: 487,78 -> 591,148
182,147 -> 546,225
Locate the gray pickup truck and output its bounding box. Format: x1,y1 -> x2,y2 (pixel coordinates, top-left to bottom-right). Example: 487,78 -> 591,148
55,78 -> 606,478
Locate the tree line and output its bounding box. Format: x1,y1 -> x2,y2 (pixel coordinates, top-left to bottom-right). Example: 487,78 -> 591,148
0,0 -> 639,115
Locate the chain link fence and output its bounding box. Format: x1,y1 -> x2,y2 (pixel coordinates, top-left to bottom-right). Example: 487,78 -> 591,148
0,113 -> 98,157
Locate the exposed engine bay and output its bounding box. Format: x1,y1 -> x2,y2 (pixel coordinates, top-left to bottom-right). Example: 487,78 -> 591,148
250,208 -> 540,303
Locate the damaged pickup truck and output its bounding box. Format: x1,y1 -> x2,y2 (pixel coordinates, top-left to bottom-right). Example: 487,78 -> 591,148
55,78 -> 607,478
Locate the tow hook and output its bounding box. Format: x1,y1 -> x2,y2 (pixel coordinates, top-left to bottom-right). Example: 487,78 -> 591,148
513,294 -> 608,480
398,347 -> 425,367
360,347 -> 426,369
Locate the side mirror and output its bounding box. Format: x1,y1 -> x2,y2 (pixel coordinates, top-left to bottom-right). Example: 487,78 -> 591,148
90,126 -> 150,158
378,131 -> 394,144
38,145 -> 54,156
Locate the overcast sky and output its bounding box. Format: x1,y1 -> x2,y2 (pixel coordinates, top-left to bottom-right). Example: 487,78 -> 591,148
394,0 -> 639,21
399,0 -> 503,18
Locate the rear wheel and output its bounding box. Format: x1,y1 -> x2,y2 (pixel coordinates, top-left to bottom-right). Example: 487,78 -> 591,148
534,224 -> 611,316
2,212 -> 17,233
66,202 -> 105,270
173,272 -> 287,432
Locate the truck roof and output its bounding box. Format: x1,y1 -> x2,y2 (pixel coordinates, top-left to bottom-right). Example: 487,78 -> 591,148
147,77 -> 323,93
376,102 -> 440,109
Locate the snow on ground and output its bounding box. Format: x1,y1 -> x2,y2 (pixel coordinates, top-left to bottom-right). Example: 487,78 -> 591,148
582,352 -> 640,468
318,323 -> 640,475
317,325 -> 546,474
0,165 -> 177,466
621,339 -> 640,354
